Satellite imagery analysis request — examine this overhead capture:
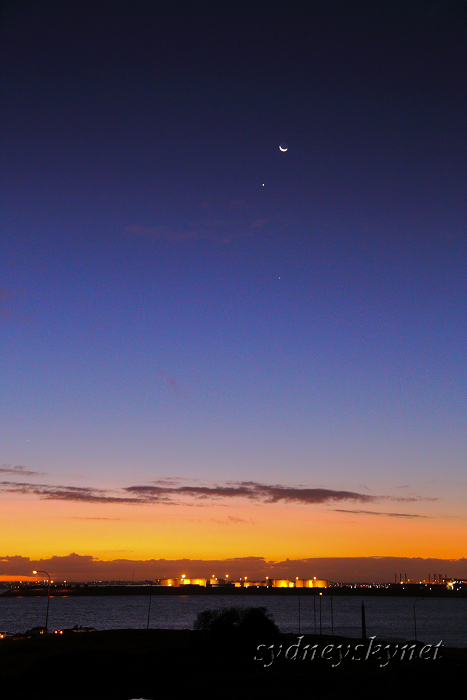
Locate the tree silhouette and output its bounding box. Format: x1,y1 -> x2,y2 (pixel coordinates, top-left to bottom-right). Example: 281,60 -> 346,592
194,605 -> 279,638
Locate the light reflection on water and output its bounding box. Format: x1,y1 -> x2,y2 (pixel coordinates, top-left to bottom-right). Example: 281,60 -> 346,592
0,593 -> 465,647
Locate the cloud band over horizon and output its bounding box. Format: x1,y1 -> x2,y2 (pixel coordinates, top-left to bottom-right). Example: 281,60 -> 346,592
1,553 -> 465,583
0,477 -> 434,518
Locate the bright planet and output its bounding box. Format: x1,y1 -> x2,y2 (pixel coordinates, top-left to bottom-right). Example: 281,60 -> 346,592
279,142 -> 288,152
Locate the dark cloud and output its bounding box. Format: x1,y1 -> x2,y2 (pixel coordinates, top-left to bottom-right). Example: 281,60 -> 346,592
239,482 -> 378,504
0,481 -> 153,504
124,481 -> 412,506
125,483 -> 255,501
0,478 -> 433,515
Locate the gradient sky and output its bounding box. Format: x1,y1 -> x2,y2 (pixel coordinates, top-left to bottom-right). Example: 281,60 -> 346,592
1,1 -> 466,581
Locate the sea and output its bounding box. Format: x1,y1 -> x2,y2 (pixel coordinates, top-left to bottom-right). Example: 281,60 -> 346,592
0,592 -> 466,648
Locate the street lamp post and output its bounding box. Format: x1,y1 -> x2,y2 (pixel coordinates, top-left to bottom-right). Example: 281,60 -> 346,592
33,570 -> 51,633
298,593 -> 301,635
313,593 -> 317,634
146,580 -> 153,629
330,593 -> 333,636
413,598 -> 423,641
319,592 -> 322,635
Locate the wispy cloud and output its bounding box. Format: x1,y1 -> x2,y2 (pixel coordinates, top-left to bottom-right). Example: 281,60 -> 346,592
228,515 -> 254,524
0,478 -> 434,516
127,225 -> 208,242
0,464 -> 47,477
158,369 -> 181,394
333,509 -> 429,518
151,478 -> 187,486
0,482 -> 155,504
127,203 -> 270,246
124,481 -> 426,506
0,286 -> 30,323
211,515 -> 255,525
70,517 -> 123,520
0,288 -> 13,320
0,287 -> 28,322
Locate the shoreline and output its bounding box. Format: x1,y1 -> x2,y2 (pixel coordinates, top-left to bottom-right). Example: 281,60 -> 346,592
2,584 -> 465,597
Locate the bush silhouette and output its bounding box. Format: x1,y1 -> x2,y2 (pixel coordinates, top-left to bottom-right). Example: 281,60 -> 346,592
194,605 -> 279,638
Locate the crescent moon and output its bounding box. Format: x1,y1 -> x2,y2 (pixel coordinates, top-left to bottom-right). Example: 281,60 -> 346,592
279,144 -> 288,152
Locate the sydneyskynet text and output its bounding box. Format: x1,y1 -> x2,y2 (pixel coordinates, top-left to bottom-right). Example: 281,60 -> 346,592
254,636 -> 443,668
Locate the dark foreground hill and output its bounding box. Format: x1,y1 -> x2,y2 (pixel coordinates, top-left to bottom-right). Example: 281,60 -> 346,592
0,629 -> 465,700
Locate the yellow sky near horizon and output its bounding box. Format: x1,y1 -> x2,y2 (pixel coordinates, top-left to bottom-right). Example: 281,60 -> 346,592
2,493 -> 465,564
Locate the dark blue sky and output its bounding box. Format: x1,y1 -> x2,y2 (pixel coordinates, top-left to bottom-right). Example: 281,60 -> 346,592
1,1 -> 466,567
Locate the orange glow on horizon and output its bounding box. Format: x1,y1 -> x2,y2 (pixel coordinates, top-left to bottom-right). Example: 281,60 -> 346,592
0,575 -> 40,582
1,491 -> 466,568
